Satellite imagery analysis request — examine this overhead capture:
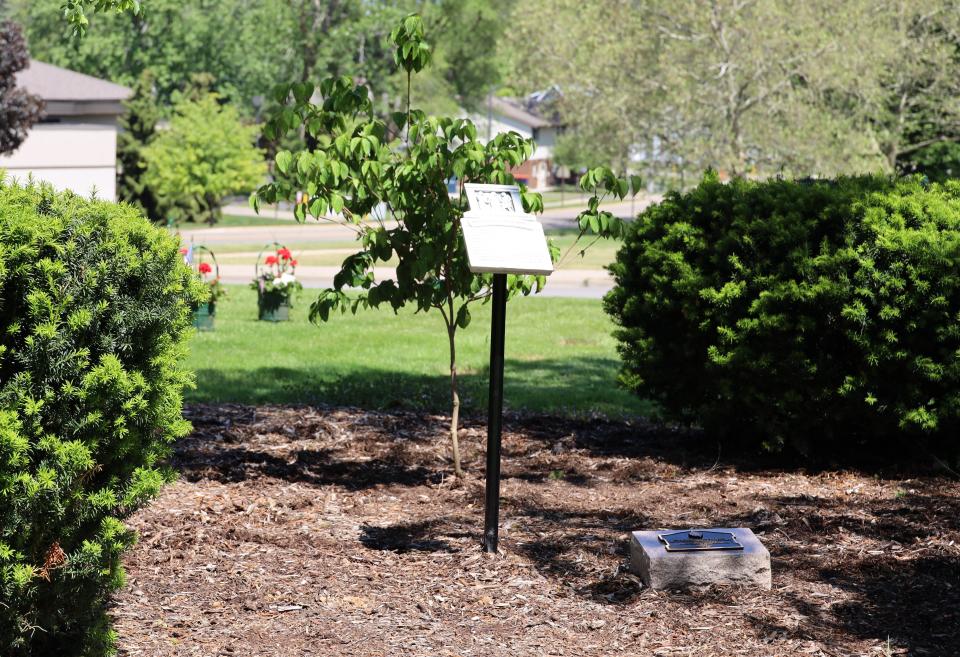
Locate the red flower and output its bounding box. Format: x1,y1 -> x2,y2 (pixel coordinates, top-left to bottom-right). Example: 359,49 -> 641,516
290,259 -> 298,267
265,255 -> 278,265
278,247 -> 292,261
198,262 -> 213,275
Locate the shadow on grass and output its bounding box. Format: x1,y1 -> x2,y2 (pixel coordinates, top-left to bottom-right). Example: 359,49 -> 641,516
188,355 -> 652,418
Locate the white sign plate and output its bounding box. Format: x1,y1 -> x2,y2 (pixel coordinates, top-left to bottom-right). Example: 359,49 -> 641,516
462,184 -> 553,275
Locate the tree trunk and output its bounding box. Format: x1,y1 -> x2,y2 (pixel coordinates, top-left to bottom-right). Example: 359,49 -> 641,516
447,323 -> 464,478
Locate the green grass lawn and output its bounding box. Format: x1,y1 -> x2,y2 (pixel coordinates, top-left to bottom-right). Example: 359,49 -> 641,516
186,285 -> 650,418
546,230 -> 622,270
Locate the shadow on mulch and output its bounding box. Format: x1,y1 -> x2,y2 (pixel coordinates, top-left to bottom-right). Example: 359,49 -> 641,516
723,490 -> 960,653
177,444 -> 442,490
509,503 -> 650,605
360,517 -> 475,553
173,403 -> 960,655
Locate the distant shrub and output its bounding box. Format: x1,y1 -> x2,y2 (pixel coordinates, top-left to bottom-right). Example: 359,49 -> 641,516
606,173 -> 960,459
0,180 -> 204,655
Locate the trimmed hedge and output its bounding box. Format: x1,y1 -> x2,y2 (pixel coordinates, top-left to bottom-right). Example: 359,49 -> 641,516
0,180 -> 205,655
605,173 -> 960,458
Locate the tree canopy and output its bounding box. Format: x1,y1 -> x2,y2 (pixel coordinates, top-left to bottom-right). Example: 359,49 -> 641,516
142,93 -> 265,224
504,0 -> 960,181
13,0 -> 510,116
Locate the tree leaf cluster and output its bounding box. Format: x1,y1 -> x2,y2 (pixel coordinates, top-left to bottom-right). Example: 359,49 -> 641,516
142,93 -> 266,224
0,20 -> 43,156
61,0 -> 140,37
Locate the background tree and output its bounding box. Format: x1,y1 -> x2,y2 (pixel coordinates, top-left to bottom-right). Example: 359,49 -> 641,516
12,0 -> 292,109
849,1 -> 960,174
647,0 -> 881,178
117,69 -> 160,220
0,20 -> 43,155
15,0 -> 509,118
502,0 -> 653,175
502,0 -> 902,182
255,14 -> 632,476
143,93 -> 265,224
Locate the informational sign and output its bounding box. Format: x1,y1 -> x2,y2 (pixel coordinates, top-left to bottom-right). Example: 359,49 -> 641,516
462,184 -> 553,276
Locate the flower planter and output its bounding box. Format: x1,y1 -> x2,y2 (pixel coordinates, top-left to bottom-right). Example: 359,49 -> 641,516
182,244 -> 224,330
258,300 -> 290,322
253,243 -> 300,322
193,302 -> 216,331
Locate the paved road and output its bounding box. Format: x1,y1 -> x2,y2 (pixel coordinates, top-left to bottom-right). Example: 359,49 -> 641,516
184,195 -> 661,249
181,196 -> 660,298
180,221 -> 362,247
220,264 -> 614,299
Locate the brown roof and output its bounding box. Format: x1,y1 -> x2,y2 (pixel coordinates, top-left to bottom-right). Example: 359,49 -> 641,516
16,60 -> 131,116
488,96 -> 552,129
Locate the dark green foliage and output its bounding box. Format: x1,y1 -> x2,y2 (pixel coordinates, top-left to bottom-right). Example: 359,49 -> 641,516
0,180 -> 205,654
117,70 -> 161,222
606,173 -> 960,459
901,140 -> 960,183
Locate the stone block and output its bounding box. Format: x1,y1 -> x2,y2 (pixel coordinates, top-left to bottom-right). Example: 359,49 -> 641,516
629,527 -> 771,590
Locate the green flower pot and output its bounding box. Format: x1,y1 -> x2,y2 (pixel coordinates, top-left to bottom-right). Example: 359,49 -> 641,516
258,301 -> 290,322
192,302 -> 215,331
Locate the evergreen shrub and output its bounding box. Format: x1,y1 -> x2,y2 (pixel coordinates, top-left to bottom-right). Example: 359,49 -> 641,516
0,180 -> 204,655
606,173 -> 960,458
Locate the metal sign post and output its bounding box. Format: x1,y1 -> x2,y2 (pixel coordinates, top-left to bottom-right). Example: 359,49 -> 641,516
459,184 -> 553,555
483,273 -> 507,553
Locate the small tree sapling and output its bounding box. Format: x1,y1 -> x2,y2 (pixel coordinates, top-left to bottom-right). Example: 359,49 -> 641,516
254,13 -> 636,476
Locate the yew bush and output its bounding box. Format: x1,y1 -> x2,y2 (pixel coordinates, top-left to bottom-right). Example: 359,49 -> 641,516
606,173 -> 960,459
0,180 -> 204,655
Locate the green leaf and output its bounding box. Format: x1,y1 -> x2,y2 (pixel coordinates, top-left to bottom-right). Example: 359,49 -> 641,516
456,305 -> 471,329
275,151 -> 293,175
589,214 -> 600,233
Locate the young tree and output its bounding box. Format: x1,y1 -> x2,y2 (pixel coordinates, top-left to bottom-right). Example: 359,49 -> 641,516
117,69 -> 161,220
255,14 -> 633,476
0,20 -> 43,155
143,93 -> 265,224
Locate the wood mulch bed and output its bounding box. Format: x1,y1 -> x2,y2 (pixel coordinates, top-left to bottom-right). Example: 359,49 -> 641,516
113,404 -> 960,657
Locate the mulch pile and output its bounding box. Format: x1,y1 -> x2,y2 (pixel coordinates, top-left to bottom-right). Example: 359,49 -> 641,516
113,404 -> 960,656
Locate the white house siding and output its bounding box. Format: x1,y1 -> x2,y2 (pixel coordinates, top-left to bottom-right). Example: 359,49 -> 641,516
1,121 -> 119,201
533,126 -> 558,149
476,113 -> 534,142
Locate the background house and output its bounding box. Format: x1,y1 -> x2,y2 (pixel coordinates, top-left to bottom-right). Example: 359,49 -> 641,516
1,60 -> 131,201
476,91 -> 563,190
